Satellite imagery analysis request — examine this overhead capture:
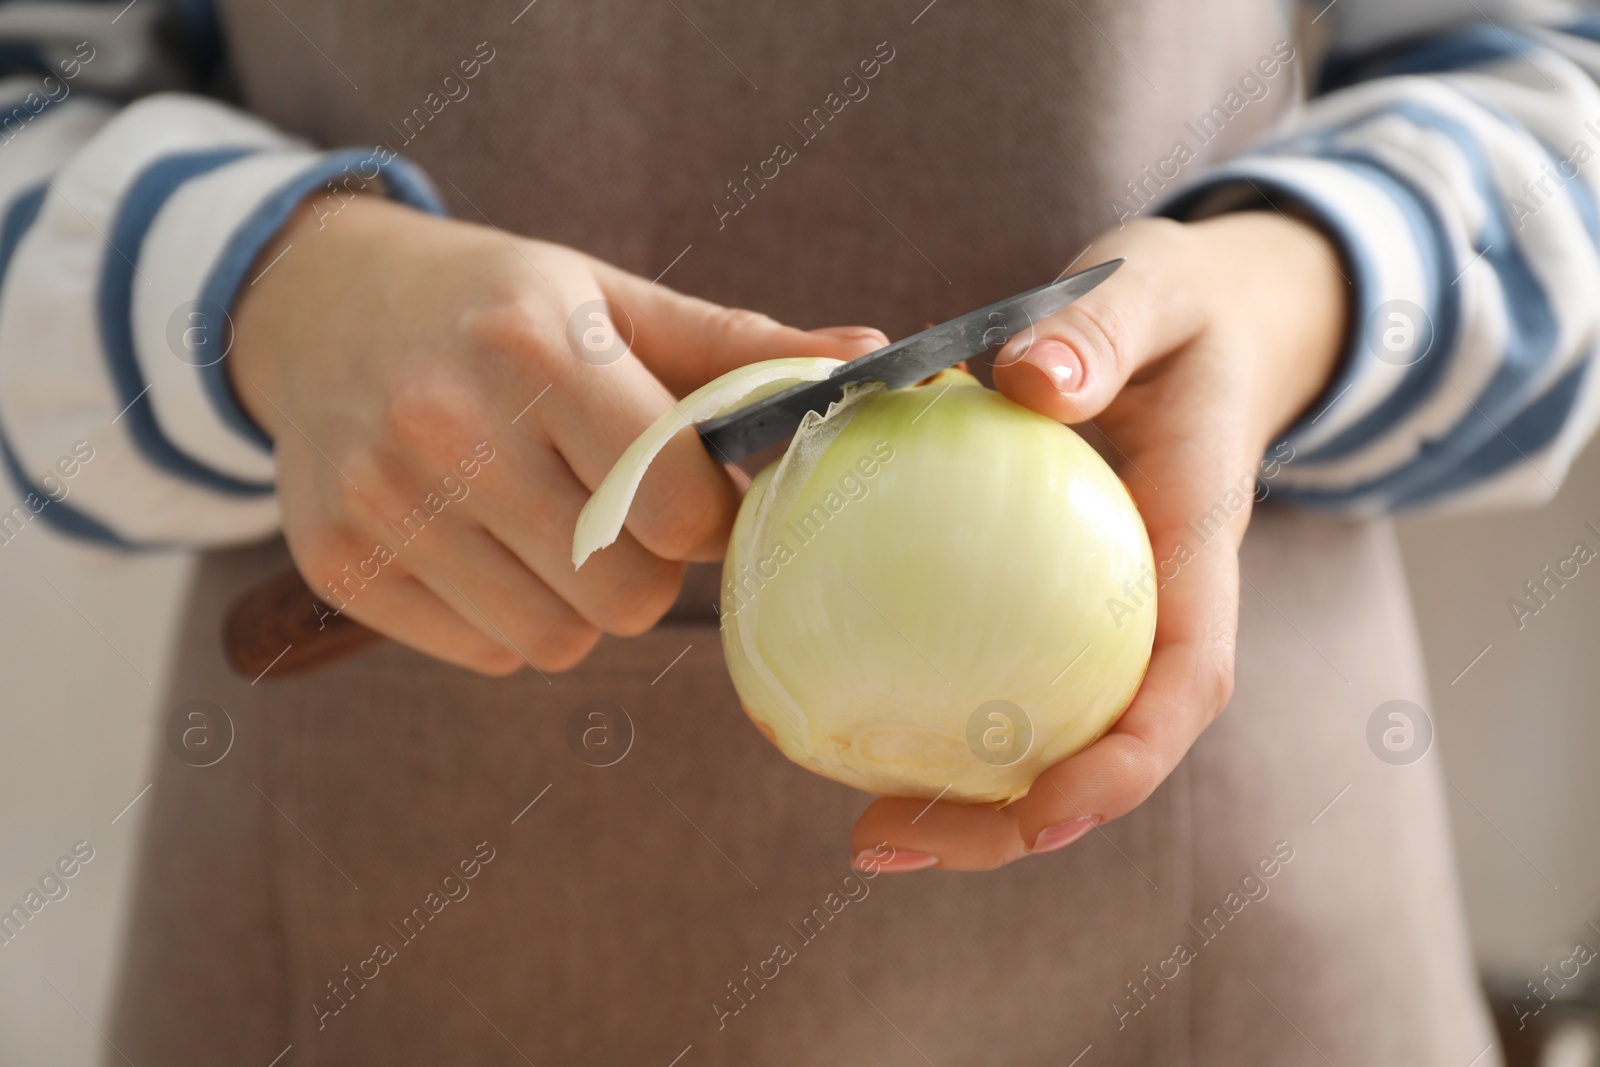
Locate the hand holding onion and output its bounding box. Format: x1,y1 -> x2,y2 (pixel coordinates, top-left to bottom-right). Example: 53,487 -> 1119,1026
578,364 -> 1158,805
578,212 -> 1348,871
851,213 -> 1348,870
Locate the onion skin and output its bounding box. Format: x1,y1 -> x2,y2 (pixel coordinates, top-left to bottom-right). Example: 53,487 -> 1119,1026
572,357 -> 841,568
720,370 -> 1155,804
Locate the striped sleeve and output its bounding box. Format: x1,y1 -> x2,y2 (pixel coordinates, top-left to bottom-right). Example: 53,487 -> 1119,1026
0,1 -> 444,550
1159,0 -> 1600,514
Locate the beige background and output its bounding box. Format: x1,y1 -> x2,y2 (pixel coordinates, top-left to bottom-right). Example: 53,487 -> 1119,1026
0,442 -> 1595,1064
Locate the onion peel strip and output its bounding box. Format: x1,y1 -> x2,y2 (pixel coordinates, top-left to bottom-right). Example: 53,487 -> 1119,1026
571,358 -> 842,568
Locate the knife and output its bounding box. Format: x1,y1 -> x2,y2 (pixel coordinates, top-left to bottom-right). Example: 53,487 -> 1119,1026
221,259 -> 1123,680
697,258 -> 1122,462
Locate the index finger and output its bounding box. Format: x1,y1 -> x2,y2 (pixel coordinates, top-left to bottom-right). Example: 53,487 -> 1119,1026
543,273 -> 881,563
469,275 -> 736,564
593,261 -> 886,394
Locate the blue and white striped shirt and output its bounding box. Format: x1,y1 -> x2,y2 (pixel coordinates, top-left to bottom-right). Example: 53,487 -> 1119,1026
0,0 -> 1596,546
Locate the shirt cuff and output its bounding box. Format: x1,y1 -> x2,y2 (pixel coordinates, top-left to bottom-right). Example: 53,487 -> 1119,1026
132,147 -> 446,485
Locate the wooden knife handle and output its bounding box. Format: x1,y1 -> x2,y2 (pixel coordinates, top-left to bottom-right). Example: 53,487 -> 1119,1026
223,568 -> 384,680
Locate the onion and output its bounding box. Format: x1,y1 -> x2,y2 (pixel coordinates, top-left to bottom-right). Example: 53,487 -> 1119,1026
575,364 -> 1155,803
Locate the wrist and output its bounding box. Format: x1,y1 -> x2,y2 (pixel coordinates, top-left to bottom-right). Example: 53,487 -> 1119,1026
1188,211 -> 1350,448
226,189 -> 393,439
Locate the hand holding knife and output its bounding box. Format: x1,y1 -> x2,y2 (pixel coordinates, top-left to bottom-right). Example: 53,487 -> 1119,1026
222,259 -> 1124,679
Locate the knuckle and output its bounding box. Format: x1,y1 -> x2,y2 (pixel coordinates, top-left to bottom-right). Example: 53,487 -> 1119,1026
527,619 -> 601,673
1082,737 -> 1167,817
382,372 -> 491,467
707,305 -> 777,342
292,532 -> 360,591
342,464 -> 409,527
594,570 -> 681,636
1200,656 -> 1236,721
461,298 -> 562,370
638,492 -> 721,560
471,646 -> 526,677
1193,625 -> 1238,721
1128,214 -> 1188,246
1065,298 -> 1132,381
1104,739 -> 1161,793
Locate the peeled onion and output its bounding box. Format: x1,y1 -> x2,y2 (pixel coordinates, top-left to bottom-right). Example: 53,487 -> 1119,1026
575,364 -> 1155,803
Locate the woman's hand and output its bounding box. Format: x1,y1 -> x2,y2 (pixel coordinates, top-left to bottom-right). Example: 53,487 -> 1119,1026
229,193 -> 884,676
850,212 -> 1349,871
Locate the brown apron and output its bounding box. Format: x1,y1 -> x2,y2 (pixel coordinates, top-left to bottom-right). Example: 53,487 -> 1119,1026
108,2 -> 1498,1063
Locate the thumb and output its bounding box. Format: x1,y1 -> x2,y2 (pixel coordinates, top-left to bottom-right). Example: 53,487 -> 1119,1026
594,262 -> 883,391
991,250 -> 1205,424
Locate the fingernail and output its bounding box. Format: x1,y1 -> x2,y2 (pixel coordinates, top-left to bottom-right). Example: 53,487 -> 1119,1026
1018,339 -> 1085,395
852,848 -> 939,873
1030,815 -> 1099,854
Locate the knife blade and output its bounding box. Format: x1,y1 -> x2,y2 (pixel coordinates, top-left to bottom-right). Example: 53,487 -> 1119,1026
697,258 -> 1122,463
